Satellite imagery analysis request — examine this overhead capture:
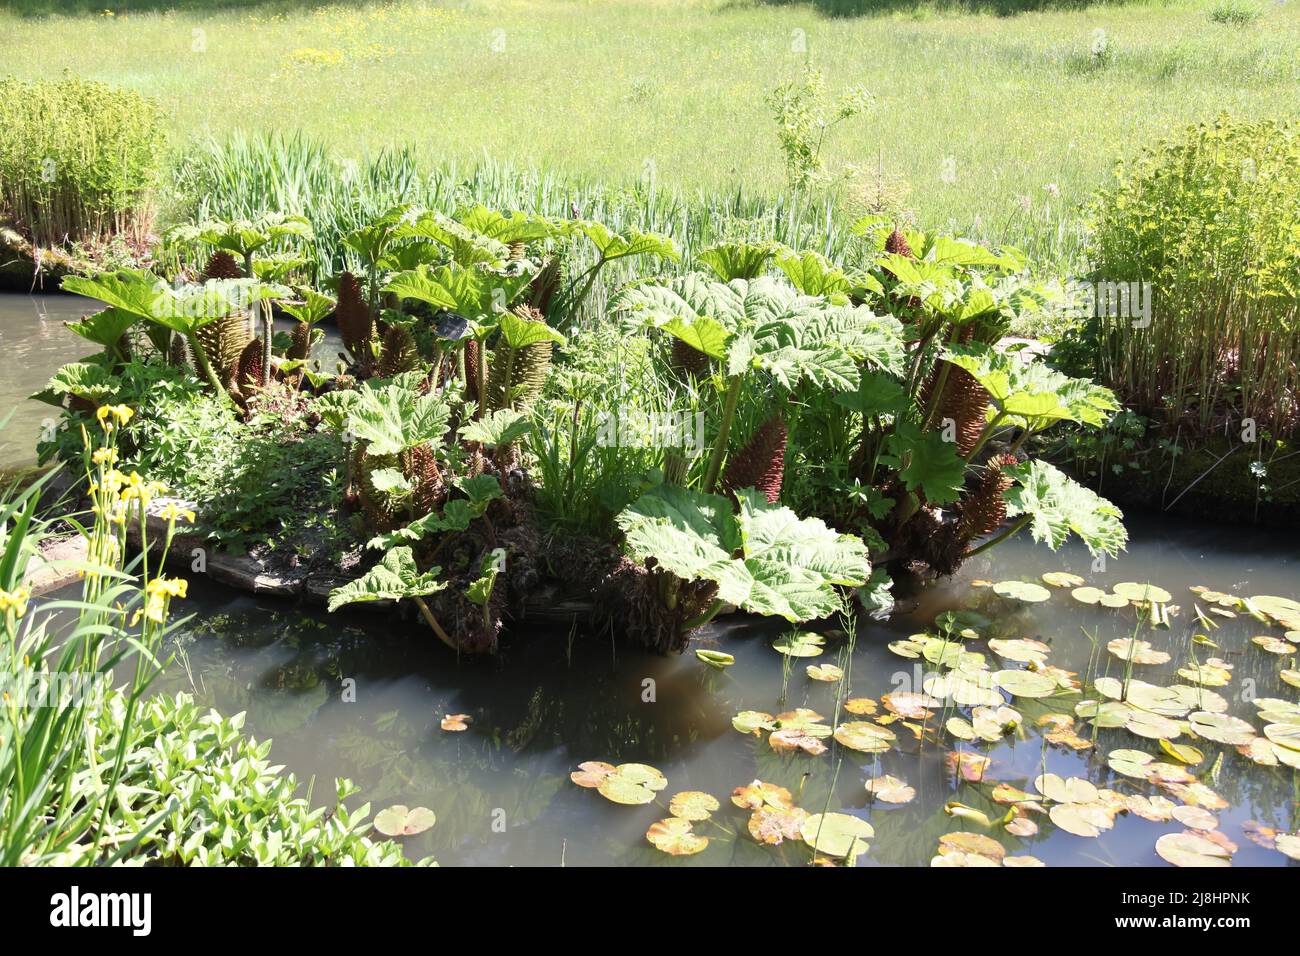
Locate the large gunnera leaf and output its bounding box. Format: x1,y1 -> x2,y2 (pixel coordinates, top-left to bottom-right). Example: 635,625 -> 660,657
347,382 -> 450,456
327,546 -> 445,611
616,485 -> 871,623
1004,460 -> 1127,557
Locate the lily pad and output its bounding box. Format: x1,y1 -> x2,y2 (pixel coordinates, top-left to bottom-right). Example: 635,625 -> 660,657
747,805 -> 808,845
994,668 -> 1057,699
595,763 -> 668,805
731,779 -> 794,810
1107,748 -> 1154,779
669,791 -> 720,821
993,580 -> 1052,603
1113,581 -> 1172,604
806,663 -> 844,682
882,691 -> 940,717
732,710 -> 775,736
1188,712 -> 1256,745
989,638 -> 1051,663
1172,805 -> 1218,830
1276,833 -> 1300,861
800,812 -> 873,859
570,761 -> 616,788
1034,773 -> 1098,805
937,831 -> 1005,862
1049,802 -> 1113,838
440,713 -> 471,732
1251,636 -> 1297,655
864,775 -> 916,804
646,817 -> 708,856
1106,638 -> 1170,665
1158,739 -> 1204,765
1042,571 -> 1086,588
374,805 -> 436,837
773,631 -> 825,657
833,721 -> 897,753
1264,722 -> 1300,752
844,697 -> 879,715
1155,831 -> 1231,868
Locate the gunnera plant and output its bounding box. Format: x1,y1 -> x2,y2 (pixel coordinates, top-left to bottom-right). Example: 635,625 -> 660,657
191,251 -> 252,384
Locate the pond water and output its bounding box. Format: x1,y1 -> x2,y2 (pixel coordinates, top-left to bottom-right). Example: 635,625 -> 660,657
0,292 -> 342,469
123,513 -> 1298,867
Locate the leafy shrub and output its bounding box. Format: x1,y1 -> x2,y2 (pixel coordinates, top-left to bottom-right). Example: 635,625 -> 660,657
0,76 -> 165,248
1087,115 -> 1300,437
71,692 -> 427,866
1208,0 -> 1263,25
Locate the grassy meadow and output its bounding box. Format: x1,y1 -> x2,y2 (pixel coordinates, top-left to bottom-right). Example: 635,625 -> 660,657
2,0 -> 1299,265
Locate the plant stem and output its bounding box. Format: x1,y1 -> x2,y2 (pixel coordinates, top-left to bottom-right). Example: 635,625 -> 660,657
703,374 -> 743,494
964,514 -> 1030,558
411,596 -> 457,651
187,334 -> 232,404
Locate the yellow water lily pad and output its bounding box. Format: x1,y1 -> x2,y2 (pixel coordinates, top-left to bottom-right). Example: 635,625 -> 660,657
1049,802 -> 1114,837
882,690 -> 941,717
994,580 -> 1052,603
668,791 -> 719,821
937,831 -> 1005,861
843,697 -> 878,715
731,779 -> 794,810
1252,635 -> 1297,655
1042,571 -> 1086,588
773,631 -> 825,657
833,721 -> 897,753
646,817 -> 708,856
1113,581 -> 1172,604
1188,711 -> 1256,745
1159,739 -> 1204,765
806,663 -> 844,682
801,812 -> 873,859
1107,638 -> 1171,665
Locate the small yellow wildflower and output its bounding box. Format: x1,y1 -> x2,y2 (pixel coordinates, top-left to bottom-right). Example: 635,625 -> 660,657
91,447 -> 120,466
0,586 -> 31,617
95,404 -> 134,431
158,501 -> 197,524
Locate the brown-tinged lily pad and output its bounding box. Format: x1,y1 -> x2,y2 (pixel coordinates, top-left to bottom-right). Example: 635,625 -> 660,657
731,779 -> 794,810
595,762 -> 668,805
844,697 -> 879,715
1251,635 -> 1297,655
864,774 -> 915,804
1125,794 -> 1177,822
374,805 -> 436,837
570,761 -> 617,788
646,817 -> 708,856
1177,658 -> 1233,687
1003,854 -> 1046,867
1155,831 -> 1231,868
747,805 -> 808,845
1126,709 -> 1183,741
1282,670 -> 1300,690
669,791 -> 720,821
938,831 -> 1006,861
440,713 -> 471,731
882,690 -> 941,718
946,751 -> 992,782
770,728 -> 829,755
994,668 -> 1057,699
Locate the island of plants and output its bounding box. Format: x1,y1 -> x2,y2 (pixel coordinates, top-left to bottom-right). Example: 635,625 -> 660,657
35,205 -> 1127,655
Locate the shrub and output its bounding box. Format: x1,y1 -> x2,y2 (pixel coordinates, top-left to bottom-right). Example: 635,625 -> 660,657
0,75 -> 165,249
1208,0 -> 1263,26
1087,116 -> 1300,438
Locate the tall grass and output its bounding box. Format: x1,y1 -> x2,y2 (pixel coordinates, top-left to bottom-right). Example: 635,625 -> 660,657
0,76 -> 165,249
1089,116 -> 1300,438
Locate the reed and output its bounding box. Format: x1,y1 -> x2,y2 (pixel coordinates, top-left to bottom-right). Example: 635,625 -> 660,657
0,77 -> 165,249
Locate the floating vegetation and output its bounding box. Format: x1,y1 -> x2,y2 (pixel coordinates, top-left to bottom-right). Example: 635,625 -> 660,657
373,805 -> 436,837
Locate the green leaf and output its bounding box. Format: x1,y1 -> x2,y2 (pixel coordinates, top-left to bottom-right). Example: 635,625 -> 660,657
368,467 -> 412,497
773,249 -> 853,297
697,240 -> 779,281
661,315 -> 731,359
1005,460 -> 1128,557
575,221 -> 679,261
459,408 -> 532,447
497,310 -> 566,349
347,383 -> 450,455
456,474 -> 504,515
884,423 -> 967,505
66,307 -> 139,347
327,547 -> 445,611
616,485 -> 871,624
39,361 -> 117,404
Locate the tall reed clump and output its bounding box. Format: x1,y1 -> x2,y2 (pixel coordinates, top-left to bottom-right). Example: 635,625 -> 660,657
0,76 -> 166,249
1087,116 -> 1300,438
